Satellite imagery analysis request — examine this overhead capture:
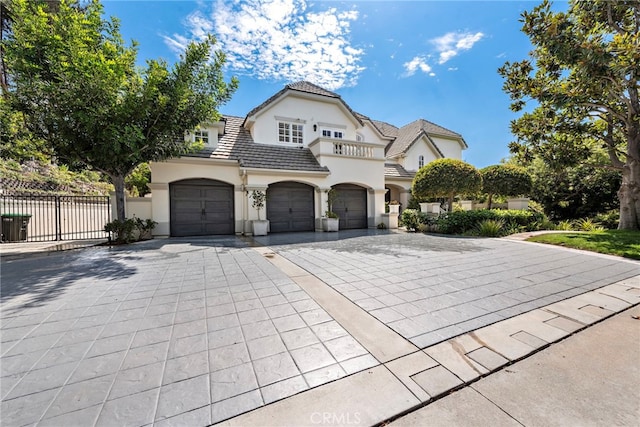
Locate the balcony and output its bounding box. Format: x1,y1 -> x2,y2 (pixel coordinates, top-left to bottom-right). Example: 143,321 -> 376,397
308,137 -> 386,162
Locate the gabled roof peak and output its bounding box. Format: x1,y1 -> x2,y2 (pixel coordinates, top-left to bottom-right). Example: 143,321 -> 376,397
244,80 -> 362,127
402,118 -> 461,138
286,81 -> 341,98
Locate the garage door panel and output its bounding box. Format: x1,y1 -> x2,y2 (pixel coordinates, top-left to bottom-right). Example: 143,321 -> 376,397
203,188 -> 231,200
266,183 -> 314,233
333,185 -> 367,230
170,180 -> 234,236
204,200 -> 232,214
174,188 -> 202,200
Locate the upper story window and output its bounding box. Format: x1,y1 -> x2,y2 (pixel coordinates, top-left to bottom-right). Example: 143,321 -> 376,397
418,155 -> 425,168
321,129 -> 344,139
193,130 -> 209,145
278,122 -> 303,144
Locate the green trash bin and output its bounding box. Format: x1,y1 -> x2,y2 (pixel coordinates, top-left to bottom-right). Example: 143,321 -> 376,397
1,214 -> 32,242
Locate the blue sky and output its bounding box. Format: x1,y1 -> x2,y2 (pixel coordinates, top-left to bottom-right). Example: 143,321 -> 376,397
101,0 -> 568,168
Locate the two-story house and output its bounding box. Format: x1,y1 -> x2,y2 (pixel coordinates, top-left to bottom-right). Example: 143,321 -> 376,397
148,81 -> 467,236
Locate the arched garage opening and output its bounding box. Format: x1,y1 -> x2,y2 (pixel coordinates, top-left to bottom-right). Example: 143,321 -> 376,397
332,184 -> 368,229
170,179 -> 234,236
267,182 -> 315,233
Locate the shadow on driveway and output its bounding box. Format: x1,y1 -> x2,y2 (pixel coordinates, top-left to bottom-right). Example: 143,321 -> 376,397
1,248 -> 138,313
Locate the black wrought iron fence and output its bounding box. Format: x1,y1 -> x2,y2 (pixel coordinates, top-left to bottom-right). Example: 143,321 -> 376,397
0,194 -> 110,242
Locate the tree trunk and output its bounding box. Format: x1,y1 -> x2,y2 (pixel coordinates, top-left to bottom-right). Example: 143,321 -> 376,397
447,194 -> 454,213
111,174 -> 127,222
487,193 -> 493,210
618,157 -> 640,230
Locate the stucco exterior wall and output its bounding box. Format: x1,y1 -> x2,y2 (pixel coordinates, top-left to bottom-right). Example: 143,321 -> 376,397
250,96 -> 359,147
431,136 -> 464,160
404,137 -> 442,172
358,122 -> 390,145
149,159 -> 244,236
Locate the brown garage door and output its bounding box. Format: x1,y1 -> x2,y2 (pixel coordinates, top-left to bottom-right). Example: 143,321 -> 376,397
170,179 -> 234,236
267,182 -> 315,233
332,184 -> 368,229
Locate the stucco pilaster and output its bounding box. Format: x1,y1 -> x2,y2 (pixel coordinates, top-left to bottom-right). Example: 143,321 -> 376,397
148,182 -> 170,236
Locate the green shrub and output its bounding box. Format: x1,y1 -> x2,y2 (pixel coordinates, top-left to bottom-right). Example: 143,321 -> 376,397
105,217 -> 157,244
592,210 -> 619,229
104,218 -> 137,243
476,219 -> 505,237
401,209 -> 422,231
435,209 -> 545,235
573,218 -> 605,232
406,197 -> 422,210
556,220 -> 574,231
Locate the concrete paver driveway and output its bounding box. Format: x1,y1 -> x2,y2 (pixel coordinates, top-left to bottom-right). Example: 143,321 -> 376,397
1,231 -> 638,426
258,231 -> 639,347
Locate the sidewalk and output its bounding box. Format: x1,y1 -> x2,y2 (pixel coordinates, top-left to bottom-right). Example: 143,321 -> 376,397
391,306 -> 640,426
0,239 -> 106,260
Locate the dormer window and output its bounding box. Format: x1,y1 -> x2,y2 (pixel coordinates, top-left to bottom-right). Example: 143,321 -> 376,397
419,155 -> 425,168
193,130 -> 209,145
278,122 -> 303,144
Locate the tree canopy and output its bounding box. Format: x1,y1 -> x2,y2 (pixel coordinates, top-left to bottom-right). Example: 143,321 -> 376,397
412,158 -> 482,212
3,0 -> 238,220
481,164 -> 532,208
498,0 -> 640,230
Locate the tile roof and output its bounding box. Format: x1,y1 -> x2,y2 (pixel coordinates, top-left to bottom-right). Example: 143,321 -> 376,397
185,83 -> 466,174
185,116 -> 329,173
287,81 -> 341,98
384,118 -> 465,158
244,81 -> 362,127
371,120 -> 399,139
384,163 -> 414,178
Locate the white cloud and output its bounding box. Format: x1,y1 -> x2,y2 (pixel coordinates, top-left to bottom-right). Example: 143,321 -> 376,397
164,0 -> 365,90
430,31 -> 484,64
403,56 -> 434,77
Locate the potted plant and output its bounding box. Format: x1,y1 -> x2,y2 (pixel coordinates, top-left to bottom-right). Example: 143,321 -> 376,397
251,190 -> 269,236
322,189 -> 339,232
388,200 -> 400,214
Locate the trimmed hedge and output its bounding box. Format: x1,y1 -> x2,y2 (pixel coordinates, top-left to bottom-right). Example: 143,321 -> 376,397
402,208 -> 547,236
435,209 -> 545,235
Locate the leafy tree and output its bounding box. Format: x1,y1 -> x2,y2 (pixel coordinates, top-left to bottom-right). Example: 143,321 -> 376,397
3,0 -> 238,220
0,96 -> 51,161
412,158 -> 482,212
498,0 -> 640,230
125,162 -> 150,197
524,155 -> 621,220
481,164 -> 532,209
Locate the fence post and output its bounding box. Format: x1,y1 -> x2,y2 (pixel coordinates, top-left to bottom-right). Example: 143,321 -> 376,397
55,196 -> 61,241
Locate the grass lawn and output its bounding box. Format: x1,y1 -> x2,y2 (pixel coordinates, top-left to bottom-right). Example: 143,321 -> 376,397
527,230 -> 640,260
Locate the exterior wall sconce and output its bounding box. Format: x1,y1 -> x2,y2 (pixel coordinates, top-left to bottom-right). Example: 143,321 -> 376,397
313,124 -> 317,132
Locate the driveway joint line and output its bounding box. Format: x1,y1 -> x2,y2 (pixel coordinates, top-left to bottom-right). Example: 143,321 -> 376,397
252,246 -> 418,363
